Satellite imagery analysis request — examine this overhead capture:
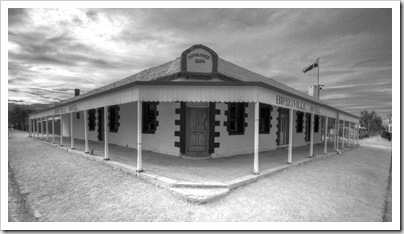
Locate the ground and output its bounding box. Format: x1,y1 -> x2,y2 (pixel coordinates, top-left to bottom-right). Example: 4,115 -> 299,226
8,131 -> 392,222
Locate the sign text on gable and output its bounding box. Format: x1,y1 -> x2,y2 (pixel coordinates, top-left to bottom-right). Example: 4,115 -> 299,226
187,53 -> 211,64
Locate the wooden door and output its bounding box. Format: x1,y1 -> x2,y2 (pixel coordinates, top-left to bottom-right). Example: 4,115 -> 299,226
186,107 -> 208,153
97,108 -> 104,141
279,112 -> 289,145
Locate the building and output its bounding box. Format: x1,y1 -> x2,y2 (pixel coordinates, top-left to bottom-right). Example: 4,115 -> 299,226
28,44 -> 360,174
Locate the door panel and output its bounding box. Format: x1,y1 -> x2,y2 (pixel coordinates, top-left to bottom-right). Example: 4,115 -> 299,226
187,107 -> 208,153
279,113 -> 289,145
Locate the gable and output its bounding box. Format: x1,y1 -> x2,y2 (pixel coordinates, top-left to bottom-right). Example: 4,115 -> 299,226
181,44 -> 218,73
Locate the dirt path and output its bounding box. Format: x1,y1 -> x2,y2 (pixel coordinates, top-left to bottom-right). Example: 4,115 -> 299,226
8,131 -> 392,222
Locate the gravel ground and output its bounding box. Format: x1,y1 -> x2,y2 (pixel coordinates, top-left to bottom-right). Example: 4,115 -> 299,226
9,131 -> 391,222
8,163 -> 36,222
55,135 -> 341,183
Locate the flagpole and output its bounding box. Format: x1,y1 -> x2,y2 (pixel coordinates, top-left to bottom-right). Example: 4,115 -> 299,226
317,57 -> 320,99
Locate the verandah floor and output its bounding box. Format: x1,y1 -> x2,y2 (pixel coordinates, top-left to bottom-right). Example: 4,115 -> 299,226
40,134 -> 355,183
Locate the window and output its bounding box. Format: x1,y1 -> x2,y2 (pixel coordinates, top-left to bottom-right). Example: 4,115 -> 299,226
88,109 -> 96,131
228,103 -> 245,135
76,112 -> 80,119
259,104 -> 271,134
296,111 -> 304,133
109,105 -> 120,133
143,102 -> 158,133
314,115 -> 319,132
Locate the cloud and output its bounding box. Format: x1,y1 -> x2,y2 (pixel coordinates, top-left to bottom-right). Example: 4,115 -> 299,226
7,8 -> 392,122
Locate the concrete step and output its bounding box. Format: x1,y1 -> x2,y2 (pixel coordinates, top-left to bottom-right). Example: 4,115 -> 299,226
172,181 -> 229,189
169,187 -> 230,204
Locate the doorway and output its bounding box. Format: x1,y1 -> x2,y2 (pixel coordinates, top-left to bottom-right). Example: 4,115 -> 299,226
186,105 -> 209,155
279,108 -> 289,145
97,108 -> 104,141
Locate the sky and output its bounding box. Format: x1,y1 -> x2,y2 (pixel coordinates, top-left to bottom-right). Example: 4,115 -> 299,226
7,8 -> 392,122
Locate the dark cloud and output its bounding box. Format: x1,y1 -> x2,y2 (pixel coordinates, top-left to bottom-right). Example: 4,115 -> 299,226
8,8 -> 28,26
85,10 -> 99,21
7,8 -> 392,122
8,99 -> 25,103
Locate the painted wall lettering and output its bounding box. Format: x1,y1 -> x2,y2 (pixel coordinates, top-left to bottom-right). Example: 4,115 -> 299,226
275,95 -> 321,114
54,104 -> 78,114
276,95 -> 306,111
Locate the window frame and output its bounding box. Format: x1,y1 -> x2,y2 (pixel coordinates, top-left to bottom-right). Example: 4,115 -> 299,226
259,103 -> 271,134
314,115 -> 319,133
227,103 -> 245,135
142,102 -> 158,134
109,105 -> 120,133
88,109 -> 96,131
296,111 -> 304,133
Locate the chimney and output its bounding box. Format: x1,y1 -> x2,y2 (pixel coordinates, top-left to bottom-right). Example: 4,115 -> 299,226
308,85 -> 319,99
74,89 -> 80,97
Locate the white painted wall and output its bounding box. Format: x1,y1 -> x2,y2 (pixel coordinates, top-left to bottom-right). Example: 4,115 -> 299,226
62,101 -> 323,158
143,102 -> 180,156
64,102 -> 181,157
72,111 -> 85,140
213,103 -> 323,158
61,114 -> 70,137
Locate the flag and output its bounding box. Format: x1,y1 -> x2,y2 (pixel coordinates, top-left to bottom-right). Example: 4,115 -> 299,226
302,58 -> 319,73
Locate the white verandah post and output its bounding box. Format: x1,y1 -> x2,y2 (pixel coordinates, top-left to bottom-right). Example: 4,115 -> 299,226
84,110 -> 89,154
28,118 -> 31,137
356,124 -> 359,145
52,116 -> 55,143
287,108 -> 293,164
35,119 -> 37,138
309,113 -> 314,157
324,116 -> 328,154
70,112 -> 74,149
348,122 -> 351,147
35,119 -> 38,138
341,120 -> 345,148
41,117 -> 44,139
137,101 -> 143,172
46,116 -> 49,141
38,119 -> 41,139
30,119 -> 33,137
104,106 -> 109,160
60,115 -> 64,146
254,101 -> 259,174
333,119 -> 337,150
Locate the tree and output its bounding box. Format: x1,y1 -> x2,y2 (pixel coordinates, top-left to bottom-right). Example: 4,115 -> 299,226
359,109 -> 384,137
8,105 -> 34,131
